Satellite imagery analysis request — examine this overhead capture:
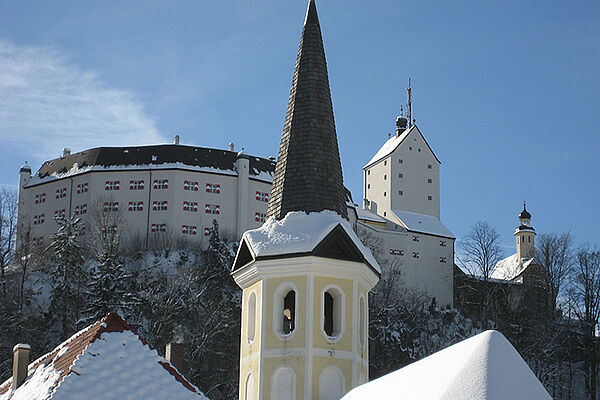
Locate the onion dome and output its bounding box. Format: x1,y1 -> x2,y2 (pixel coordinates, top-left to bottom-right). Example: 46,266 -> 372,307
518,203 -> 531,220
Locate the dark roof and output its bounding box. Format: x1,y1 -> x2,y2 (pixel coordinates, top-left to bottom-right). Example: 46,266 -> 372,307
267,0 -> 348,220
518,203 -> 531,220
0,313 -> 199,397
517,225 -> 535,232
33,145 -> 275,182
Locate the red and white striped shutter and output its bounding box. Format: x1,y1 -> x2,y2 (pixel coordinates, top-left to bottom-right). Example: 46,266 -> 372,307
82,204 -> 87,213
153,180 -> 158,189
76,186 -> 80,194
164,201 -> 168,210
265,193 -> 269,202
153,201 -> 157,211
184,181 -> 189,191
204,227 -> 210,236
161,224 -> 167,232
255,213 -> 259,222
194,182 -> 199,191
183,202 -> 187,211
164,180 -> 168,189
104,202 -> 109,212
129,202 -> 133,211
205,204 -> 210,213
139,203 -> 143,211
140,181 -> 144,190
130,181 -> 134,190
215,205 -> 220,214
114,203 -> 119,211
192,226 -> 197,235
116,181 -> 120,190
193,203 -> 198,212
206,184 -> 210,193
256,192 -> 260,201
41,215 -> 45,223
151,224 -> 156,233
216,185 -> 220,194
105,182 -> 110,191
182,225 -> 186,234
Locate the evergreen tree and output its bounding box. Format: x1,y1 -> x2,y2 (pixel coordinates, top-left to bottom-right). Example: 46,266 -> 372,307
46,215 -> 86,339
84,232 -> 137,323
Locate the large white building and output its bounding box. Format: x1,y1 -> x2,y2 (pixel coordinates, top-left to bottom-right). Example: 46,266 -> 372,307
352,106 -> 455,308
17,139 -> 275,248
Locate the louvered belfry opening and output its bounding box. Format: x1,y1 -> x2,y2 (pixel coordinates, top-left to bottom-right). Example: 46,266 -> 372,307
267,0 -> 348,221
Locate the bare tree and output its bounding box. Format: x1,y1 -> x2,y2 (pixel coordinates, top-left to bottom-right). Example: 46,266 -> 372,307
458,221 -> 504,280
569,246 -> 600,399
0,189 -> 18,300
88,196 -> 125,253
536,232 -> 574,312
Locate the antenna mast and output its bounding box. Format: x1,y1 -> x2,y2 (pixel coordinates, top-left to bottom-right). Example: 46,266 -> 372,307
407,78 -> 413,128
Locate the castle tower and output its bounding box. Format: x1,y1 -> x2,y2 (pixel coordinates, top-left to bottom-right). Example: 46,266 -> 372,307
515,203 -> 536,259
232,2 -> 380,399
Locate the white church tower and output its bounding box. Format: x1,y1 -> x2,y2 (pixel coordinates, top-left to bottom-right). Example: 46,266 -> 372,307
231,2 -> 380,399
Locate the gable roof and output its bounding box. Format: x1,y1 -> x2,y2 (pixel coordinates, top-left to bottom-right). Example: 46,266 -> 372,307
0,313 -> 207,400
266,0 -> 348,220
342,330 -> 551,400
232,210 -> 380,275
25,144 -> 275,187
490,253 -> 537,281
363,125 -> 440,169
392,210 -> 454,238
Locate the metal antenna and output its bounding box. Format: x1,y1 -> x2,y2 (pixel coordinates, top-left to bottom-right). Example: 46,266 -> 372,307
407,78 -> 413,128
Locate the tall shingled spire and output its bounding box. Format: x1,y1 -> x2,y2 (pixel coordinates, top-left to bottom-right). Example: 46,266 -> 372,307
267,0 -> 348,220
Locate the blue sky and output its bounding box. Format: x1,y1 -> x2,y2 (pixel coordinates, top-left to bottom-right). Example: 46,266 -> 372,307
1,0 -> 598,252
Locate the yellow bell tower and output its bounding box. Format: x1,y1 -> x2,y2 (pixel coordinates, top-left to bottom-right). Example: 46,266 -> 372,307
515,202 -> 536,259
232,2 -> 380,399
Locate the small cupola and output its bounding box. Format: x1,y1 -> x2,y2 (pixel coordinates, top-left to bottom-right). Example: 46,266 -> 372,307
396,116 -> 408,136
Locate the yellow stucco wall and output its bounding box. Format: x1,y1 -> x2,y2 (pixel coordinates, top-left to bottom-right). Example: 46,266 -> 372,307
262,356 -> 306,400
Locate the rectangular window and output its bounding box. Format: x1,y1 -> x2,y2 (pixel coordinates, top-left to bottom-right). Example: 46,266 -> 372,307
205,183 -> 221,194
104,181 -> 120,191
128,201 -> 144,212
184,180 -> 199,191
74,204 -> 87,215
384,175 -> 387,180
255,212 -> 266,223
55,188 -> 68,198
399,190 -> 403,195
428,196 -> 433,201
256,191 -> 269,202
181,225 -> 197,235
440,240 -> 447,247
33,214 -> 45,225
183,201 -> 198,212
152,201 -> 168,211
412,252 -> 420,259
102,225 -> 118,235
399,159 -> 403,164
428,178 -> 432,184
129,180 -> 145,190
54,209 -> 66,219
153,179 -> 168,189
440,257 -> 447,263
76,183 -> 88,194
383,192 -> 387,197
412,235 -> 419,242
367,184 -> 370,189
34,193 -> 47,204
428,164 -> 432,169
384,160 -> 387,166
151,224 -> 167,233
103,202 -> 119,212
389,249 -> 404,256
205,204 -> 220,215
204,227 -> 211,236
399,173 -> 403,178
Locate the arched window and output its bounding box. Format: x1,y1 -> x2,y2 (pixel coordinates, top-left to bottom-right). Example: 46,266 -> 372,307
322,286 -> 344,340
247,292 -> 256,343
274,283 -> 298,338
359,296 -> 366,348
272,365 -> 295,400
245,373 -> 254,400
283,290 -> 296,335
318,366 -> 344,400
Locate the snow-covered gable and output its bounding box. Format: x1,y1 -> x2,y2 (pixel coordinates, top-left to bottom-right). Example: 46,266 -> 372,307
342,330 -> 551,400
490,253 -> 536,281
363,125 -> 440,169
392,210 -> 454,238
233,210 -> 380,274
0,313 -> 207,400
355,207 -> 387,224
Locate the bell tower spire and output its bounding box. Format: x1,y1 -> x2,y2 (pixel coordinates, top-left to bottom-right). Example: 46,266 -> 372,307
267,0 -> 348,220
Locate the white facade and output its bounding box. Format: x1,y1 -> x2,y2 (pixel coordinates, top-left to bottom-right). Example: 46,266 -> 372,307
17,144 -> 274,247
357,121 -> 454,308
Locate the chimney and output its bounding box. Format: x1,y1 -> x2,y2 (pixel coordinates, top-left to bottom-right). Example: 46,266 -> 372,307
228,142 -> 235,152
12,344 -> 30,390
173,135 -> 180,145
165,342 -> 184,372
62,148 -> 71,157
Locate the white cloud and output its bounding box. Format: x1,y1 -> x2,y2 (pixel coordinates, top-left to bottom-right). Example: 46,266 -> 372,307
0,39 -> 165,159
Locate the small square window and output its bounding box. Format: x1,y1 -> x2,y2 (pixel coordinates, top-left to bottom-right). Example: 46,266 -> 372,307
399,159 -> 403,164
367,184 -> 370,189
368,170 -> 371,175
399,190 -> 403,195
409,147 -> 412,150
428,179 -> 432,183
383,211 -> 386,217
412,235 -> 419,242
428,196 -> 432,201
384,160 -> 387,166
428,164 -> 432,169
383,175 -> 387,180
418,148 -> 421,152
383,192 -> 387,197
399,173 -> 403,178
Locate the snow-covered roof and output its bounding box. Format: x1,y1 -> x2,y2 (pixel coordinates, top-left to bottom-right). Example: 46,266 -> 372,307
0,313 -> 207,400
235,211 -> 380,273
363,125 -> 440,169
392,210 -> 454,238
355,207 -> 387,223
342,330 -> 551,400
490,253 -> 536,281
